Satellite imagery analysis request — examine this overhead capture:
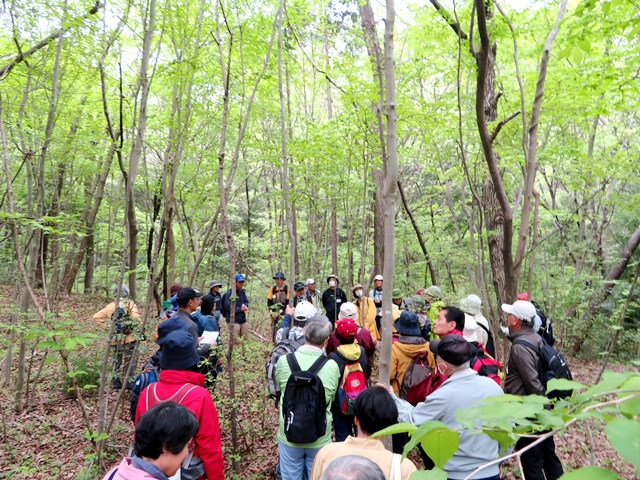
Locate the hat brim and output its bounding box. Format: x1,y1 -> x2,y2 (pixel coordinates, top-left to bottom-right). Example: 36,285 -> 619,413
429,339 -> 441,355
393,319 -> 421,337
501,304 -> 516,317
159,348 -> 200,370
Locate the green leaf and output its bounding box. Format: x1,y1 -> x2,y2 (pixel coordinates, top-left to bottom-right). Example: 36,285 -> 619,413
402,421 -> 448,458
546,378 -> 584,395
619,377 -> 640,416
409,467 -> 447,480
36,340 -> 59,349
416,425 -> 459,469
559,466 -> 620,479
577,372 -> 631,402
485,429 -> 517,453
371,422 -> 417,438
68,370 -> 88,378
605,417 -> 640,471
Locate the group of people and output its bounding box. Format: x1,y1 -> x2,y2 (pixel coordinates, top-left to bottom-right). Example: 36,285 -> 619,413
96,272 -> 564,480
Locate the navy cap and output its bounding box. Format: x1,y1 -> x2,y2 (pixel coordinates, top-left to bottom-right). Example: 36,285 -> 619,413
159,330 -> 200,370
156,317 -> 190,345
273,272 -> 285,280
176,287 -> 202,303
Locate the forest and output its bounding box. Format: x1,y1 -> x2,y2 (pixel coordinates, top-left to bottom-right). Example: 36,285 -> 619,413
0,0 -> 639,478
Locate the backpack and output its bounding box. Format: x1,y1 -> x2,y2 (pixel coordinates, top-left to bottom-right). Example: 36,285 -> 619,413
129,360 -> 160,421
513,338 -> 572,399
469,343 -> 503,386
535,309 -> 556,347
265,333 -> 305,400
476,322 -> 496,358
114,306 -> 135,336
400,352 -> 440,406
281,354 -> 328,444
336,358 -> 367,415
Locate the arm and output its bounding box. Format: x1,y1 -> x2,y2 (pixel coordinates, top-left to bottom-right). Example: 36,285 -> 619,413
93,302 -> 115,327
392,388 -> 446,425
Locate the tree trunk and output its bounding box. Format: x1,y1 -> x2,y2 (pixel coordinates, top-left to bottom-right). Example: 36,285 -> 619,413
379,0 -> 398,388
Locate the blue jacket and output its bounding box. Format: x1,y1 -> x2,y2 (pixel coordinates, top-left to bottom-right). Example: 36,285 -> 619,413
222,288 -> 249,324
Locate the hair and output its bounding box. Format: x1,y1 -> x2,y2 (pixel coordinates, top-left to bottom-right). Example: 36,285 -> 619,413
353,385 -> 398,436
134,402 -> 199,459
304,317 -> 333,346
200,296 -> 214,315
112,285 -> 129,298
176,296 -> 189,308
320,455 -> 386,480
442,306 -> 465,331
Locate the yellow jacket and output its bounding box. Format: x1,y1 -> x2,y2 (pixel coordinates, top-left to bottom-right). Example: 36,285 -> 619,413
93,300 -> 140,345
355,297 -> 380,341
390,338 -> 435,395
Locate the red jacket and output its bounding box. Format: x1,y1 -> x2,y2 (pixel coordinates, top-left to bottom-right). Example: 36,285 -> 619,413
135,370 -> 224,480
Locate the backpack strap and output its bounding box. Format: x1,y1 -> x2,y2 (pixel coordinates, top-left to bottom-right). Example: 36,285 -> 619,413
108,468 -> 118,480
512,338 -> 540,355
477,322 -> 492,338
307,355 -> 329,375
286,353 -> 302,373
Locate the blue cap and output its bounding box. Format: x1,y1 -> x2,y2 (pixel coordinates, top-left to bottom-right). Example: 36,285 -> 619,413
236,273 -> 245,282
273,272 -> 285,280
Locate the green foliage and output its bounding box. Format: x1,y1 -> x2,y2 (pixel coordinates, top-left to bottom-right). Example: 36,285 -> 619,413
559,466 -> 621,480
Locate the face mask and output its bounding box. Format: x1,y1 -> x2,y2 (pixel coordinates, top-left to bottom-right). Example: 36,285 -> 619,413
329,280 -> 337,287
355,289 -> 363,297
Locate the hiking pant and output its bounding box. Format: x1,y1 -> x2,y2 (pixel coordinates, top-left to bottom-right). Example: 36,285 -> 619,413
516,435 -> 564,480
332,412 -> 354,442
232,322 -> 250,340
112,341 -> 136,387
278,442 -> 317,480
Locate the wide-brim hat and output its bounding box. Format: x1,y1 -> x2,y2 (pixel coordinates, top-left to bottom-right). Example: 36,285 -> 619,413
327,274 -> 339,284
159,330 -> 200,370
394,310 -> 421,336
156,317 -> 190,345
392,288 -> 403,299
339,302 -> 359,321
209,280 -> 223,289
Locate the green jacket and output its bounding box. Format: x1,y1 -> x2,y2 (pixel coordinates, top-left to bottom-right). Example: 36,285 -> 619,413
275,345 -> 340,448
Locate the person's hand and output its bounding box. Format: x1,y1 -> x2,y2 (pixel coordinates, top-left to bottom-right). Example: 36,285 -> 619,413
285,305 -> 294,316
241,304 -> 248,312
375,382 -> 394,395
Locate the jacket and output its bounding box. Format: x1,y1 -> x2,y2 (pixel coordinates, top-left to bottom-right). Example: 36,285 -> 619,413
102,457 -> 166,480
393,368 -> 503,480
94,300 -> 140,346
390,336 -> 435,395
355,297 -> 380,340
505,328 -> 545,396
322,288 -> 348,324
275,345 -> 340,448
222,288 -> 249,324
135,370 -> 224,480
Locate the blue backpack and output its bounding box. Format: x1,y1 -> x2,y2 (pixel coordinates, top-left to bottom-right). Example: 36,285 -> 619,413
129,362 -> 160,421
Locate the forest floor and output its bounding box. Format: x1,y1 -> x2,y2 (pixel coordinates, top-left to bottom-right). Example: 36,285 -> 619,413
0,292 -> 637,480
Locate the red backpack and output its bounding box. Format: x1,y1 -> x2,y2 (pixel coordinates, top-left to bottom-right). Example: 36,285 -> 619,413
400,353 -> 444,406
337,361 -> 367,415
469,343 -> 503,387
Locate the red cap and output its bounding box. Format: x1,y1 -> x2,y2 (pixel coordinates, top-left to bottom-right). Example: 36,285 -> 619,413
517,292 -> 529,301
335,318 -> 358,340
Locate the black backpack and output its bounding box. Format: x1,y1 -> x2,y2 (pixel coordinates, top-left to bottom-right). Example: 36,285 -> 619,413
281,354 -> 328,444
513,338 -> 572,399
476,322 -> 496,358
114,306 -> 135,336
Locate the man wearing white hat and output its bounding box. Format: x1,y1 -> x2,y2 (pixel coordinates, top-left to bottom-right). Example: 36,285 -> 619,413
305,278 -> 321,314
503,299 -> 564,480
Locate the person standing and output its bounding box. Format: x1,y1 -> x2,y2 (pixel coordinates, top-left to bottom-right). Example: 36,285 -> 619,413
352,283 -> 380,341
135,330 -> 224,480
276,317 -> 340,480
322,274 -> 347,327
502,299 -> 564,480
292,282 -> 308,307
222,274 -> 250,341
203,279 -> 223,326
305,278 -> 321,314
94,285 -> 141,389
389,335 -> 503,480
